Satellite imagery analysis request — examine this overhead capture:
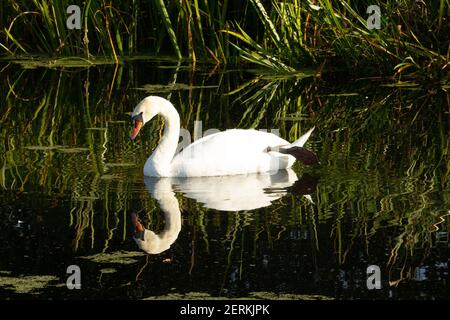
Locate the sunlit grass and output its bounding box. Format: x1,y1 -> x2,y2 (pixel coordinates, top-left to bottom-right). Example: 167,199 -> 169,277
1,0 -> 447,83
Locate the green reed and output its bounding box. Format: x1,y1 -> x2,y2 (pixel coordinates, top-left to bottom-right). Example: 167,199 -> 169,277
1,0 -> 448,83
224,0 -> 449,83
0,0 -> 240,62
1,0 -> 137,58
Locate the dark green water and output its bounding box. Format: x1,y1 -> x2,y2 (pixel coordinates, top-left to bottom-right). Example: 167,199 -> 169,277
0,59 -> 449,299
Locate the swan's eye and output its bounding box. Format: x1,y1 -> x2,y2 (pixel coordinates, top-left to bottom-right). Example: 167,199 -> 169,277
131,112 -> 144,125
130,112 -> 144,141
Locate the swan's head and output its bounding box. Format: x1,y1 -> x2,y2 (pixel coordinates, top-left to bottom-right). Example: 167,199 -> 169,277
131,212 -> 173,254
134,229 -> 172,255
130,96 -> 167,141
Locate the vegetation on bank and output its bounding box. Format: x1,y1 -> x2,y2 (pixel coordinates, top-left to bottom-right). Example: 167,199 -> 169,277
0,0 -> 448,83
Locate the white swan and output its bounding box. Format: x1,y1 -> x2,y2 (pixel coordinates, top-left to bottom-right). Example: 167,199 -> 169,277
130,96 -> 319,177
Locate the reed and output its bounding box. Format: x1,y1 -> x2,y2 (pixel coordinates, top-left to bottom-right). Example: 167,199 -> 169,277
1,1 -> 448,83
1,0 -> 137,58
224,0 -> 449,82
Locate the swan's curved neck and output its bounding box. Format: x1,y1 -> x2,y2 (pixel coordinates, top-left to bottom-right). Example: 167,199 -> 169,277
156,188 -> 182,241
137,178 -> 182,254
146,103 -> 180,176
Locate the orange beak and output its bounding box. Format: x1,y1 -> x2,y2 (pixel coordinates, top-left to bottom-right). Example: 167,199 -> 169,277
131,213 -> 145,233
130,120 -> 143,141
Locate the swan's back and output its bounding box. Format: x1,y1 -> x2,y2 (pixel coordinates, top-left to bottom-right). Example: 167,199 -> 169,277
170,129 -> 295,177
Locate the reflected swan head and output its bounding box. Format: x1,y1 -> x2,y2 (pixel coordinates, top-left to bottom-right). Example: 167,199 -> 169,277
132,227 -> 173,254
131,178 -> 182,255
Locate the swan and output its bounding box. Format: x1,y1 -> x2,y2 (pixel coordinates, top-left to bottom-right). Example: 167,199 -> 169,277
130,96 -> 319,177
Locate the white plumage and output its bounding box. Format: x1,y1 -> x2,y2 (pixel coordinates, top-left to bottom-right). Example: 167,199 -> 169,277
130,96 -> 316,177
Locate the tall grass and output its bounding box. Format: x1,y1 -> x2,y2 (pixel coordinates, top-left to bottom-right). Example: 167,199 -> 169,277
225,0 -> 449,82
0,0 -> 136,59
1,1 -> 447,83
0,0 -> 248,62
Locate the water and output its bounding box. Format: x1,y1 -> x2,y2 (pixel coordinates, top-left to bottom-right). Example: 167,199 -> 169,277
0,59 -> 449,299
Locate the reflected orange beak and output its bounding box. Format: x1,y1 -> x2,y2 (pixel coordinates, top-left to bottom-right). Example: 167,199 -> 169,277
130,120 -> 143,141
131,213 -> 145,233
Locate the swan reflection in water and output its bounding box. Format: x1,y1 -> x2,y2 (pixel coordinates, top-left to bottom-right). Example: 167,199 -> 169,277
131,169 -> 318,254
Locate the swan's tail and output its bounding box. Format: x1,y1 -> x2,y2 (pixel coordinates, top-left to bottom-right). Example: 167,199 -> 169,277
267,127 -> 319,165
291,126 -> 315,148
